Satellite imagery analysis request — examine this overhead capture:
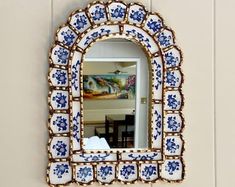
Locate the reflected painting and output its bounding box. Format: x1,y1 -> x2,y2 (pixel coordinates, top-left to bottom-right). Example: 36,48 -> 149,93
83,74 -> 136,99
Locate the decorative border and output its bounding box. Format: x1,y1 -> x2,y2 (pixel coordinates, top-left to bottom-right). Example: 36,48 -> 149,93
47,0 -> 184,185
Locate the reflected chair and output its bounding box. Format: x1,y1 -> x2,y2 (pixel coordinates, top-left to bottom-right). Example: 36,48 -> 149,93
121,114 -> 135,148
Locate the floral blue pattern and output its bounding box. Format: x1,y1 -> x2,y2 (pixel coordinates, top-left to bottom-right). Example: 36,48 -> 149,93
120,165 -> 135,179
91,6 -> 105,21
126,29 -> 151,49
157,32 -> 172,48
54,47 -> 69,64
98,166 -> 113,180
127,153 -> 159,161
61,29 -> 76,46
111,5 -> 125,19
73,112 -> 81,144
52,69 -> 67,85
152,59 -> 162,90
79,153 -> 110,162
141,165 -> 157,180
167,116 -> 180,132
74,14 -> 88,30
72,60 -> 80,91
53,164 -> 69,178
77,167 -> 92,182
165,161 -> 180,175
165,51 -> 179,67
166,71 -> 179,87
52,92 -> 67,108
167,94 -> 180,109
130,8 -> 145,22
84,28 -> 111,46
166,138 -> 179,154
147,18 -> 162,33
53,116 -> 68,131
153,110 -> 162,140
52,140 -> 68,156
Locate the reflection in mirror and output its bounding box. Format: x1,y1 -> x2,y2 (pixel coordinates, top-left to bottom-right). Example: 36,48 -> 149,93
83,38 -> 149,150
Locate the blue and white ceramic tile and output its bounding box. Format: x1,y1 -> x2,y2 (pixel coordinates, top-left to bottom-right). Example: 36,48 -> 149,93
128,4 -> 146,25
165,70 -> 182,88
49,68 -> 68,87
152,103 -> 163,149
121,151 -> 162,161
51,45 -> 70,66
156,29 -> 174,48
144,14 -> 163,35
50,113 -> 69,134
50,137 -> 70,159
75,165 -> 93,183
57,26 -> 77,47
88,3 -> 107,24
72,153 -> 117,162
77,25 -> 120,50
71,51 -> 82,97
72,101 -> 81,150
164,91 -> 182,111
164,136 -> 183,156
108,2 -> 127,22
123,24 -> 159,54
49,162 -> 72,185
69,11 -> 91,33
151,56 -> 163,100
161,159 -> 183,181
164,47 -> 182,68
97,164 -> 116,184
50,90 -> 69,110
118,163 -> 137,182
164,113 -> 182,133
140,163 -> 159,181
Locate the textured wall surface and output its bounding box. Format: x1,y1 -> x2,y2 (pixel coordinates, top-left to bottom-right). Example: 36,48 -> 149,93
0,0 -> 234,187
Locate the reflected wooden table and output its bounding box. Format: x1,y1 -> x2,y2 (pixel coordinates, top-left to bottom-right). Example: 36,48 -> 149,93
105,114 -> 126,148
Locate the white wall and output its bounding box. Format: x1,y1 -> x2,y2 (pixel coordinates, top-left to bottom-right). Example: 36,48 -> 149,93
0,0 -> 234,187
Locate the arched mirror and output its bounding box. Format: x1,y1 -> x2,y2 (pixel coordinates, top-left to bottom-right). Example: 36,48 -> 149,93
47,1 -> 184,185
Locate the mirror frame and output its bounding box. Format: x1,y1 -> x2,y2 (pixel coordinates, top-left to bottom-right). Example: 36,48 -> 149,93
47,0 -> 184,185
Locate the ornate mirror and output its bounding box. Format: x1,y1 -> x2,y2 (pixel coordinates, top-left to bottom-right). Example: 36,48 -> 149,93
47,0 -> 184,185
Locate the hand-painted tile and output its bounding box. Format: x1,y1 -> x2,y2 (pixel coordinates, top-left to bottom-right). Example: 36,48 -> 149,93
161,159 -> 183,181
49,137 -> 70,159
164,113 -> 183,133
164,136 -> 183,156
140,163 -> 159,181
164,47 -> 182,68
108,2 -> 127,22
50,90 -> 69,110
49,162 -> 72,185
50,113 -> 69,134
71,51 -> 82,97
165,70 -> 182,88
151,56 -> 163,100
72,101 -> 81,150
121,151 -> 162,161
118,163 -> 137,182
49,68 -> 68,87
151,103 -> 162,149
51,45 -> 70,66
57,26 -> 77,47
75,165 -> 93,183
77,25 -> 120,50
164,90 -> 182,111
88,3 -> 107,24
97,164 -> 116,184
72,153 -> 117,162
156,29 -> 174,48
69,11 -> 91,33
128,4 -> 146,25
123,24 -> 159,54
144,14 -> 163,35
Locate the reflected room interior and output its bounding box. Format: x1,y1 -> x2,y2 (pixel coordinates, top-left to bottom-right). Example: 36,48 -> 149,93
82,38 -> 149,150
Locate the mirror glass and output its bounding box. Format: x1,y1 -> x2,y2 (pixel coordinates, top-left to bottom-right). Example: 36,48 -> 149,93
83,38 -> 149,150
